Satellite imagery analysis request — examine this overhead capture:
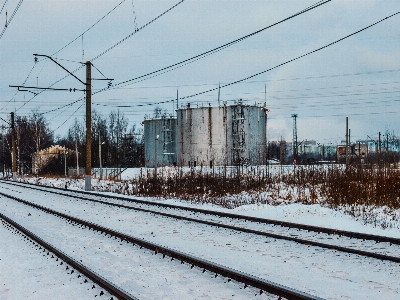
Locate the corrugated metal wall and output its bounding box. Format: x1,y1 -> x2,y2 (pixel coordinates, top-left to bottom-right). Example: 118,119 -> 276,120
144,103 -> 268,167
176,103 -> 267,167
144,117 -> 177,167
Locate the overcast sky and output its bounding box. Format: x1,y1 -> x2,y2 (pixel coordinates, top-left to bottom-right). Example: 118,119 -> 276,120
1,0 -> 399,144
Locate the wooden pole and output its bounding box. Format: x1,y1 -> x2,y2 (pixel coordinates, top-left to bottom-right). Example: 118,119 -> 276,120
11,112 -> 16,180
85,61 -> 92,191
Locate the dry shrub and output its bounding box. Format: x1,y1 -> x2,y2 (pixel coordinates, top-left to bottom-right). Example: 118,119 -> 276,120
127,164 -> 400,209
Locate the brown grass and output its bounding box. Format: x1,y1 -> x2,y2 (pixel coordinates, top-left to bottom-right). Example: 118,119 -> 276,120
128,165 -> 400,209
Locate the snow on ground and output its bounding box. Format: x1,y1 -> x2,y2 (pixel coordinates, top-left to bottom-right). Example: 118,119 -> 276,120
2,169 -> 400,299
0,219 -> 114,300
1,181 -> 400,299
1,196 -> 276,300
14,170 -> 400,238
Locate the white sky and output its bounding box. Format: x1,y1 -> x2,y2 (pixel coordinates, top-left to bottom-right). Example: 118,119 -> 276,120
1,0 -> 400,143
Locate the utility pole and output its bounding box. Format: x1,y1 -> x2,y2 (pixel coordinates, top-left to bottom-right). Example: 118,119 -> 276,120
291,114 -> 298,164
85,61 -> 92,191
76,138 -> 79,177
345,117 -> 349,167
176,89 -> 179,110
2,132 -> 5,176
378,132 -> 381,154
10,112 -> 16,180
154,133 -> 159,179
349,128 -> 352,163
64,148 -> 67,176
10,55 -> 113,190
99,132 -> 104,180
218,83 -> 221,106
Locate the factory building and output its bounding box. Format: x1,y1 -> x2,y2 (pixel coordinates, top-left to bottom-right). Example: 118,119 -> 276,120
143,101 -> 268,167
143,114 -> 176,168
176,100 -> 268,167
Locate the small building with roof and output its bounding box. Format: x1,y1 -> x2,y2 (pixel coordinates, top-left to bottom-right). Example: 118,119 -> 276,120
32,145 -> 74,174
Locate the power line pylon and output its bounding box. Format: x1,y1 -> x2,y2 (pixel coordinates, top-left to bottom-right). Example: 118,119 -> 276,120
291,114 -> 298,163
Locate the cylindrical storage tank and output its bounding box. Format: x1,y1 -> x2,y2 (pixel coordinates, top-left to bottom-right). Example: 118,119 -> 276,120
144,116 -> 176,168
176,102 -> 267,167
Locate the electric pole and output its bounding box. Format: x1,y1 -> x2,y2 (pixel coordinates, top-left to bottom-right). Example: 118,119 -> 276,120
64,148 -> 67,176
154,133 -> 159,179
378,132 -> 381,154
10,112 -> 16,180
85,61 -> 92,191
76,138 -> 79,177
291,114 -> 298,164
99,131 -> 104,180
10,54 -> 113,190
345,117 -> 349,167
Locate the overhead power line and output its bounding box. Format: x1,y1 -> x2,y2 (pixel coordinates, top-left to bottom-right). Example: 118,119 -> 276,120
1,62 -> 37,111
91,0 -> 186,62
39,98 -> 84,116
89,68 -> 399,92
92,85 -> 400,108
0,0 -> 8,15
15,0 -> 185,112
177,11 -> 400,100
48,99 -> 81,122
50,0 -> 127,57
100,0 -> 331,92
0,0 -> 24,39
50,102 -> 84,134
268,95 -> 400,112
95,11 -> 400,109
19,71 -> 398,115
8,1 -> 125,110
267,110 -> 400,121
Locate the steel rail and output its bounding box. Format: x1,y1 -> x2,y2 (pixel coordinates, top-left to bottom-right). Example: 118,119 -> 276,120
2,179 -> 400,246
1,185 -> 399,264
0,191 -> 322,300
0,212 -> 138,300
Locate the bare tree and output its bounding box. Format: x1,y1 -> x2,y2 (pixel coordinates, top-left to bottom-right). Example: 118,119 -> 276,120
108,109 -> 128,165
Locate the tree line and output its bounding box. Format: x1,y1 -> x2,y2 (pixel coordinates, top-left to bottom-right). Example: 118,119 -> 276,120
0,109 -> 144,175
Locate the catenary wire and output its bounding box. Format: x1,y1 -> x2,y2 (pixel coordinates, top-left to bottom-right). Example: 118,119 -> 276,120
1,62 -> 37,111
92,86 -> 400,108
88,69 -> 399,93
12,78 -> 398,117
97,0 -> 331,93
50,103 -> 84,134
0,0 -> 8,15
9,0 -> 125,110
50,0 -> 127,57
0,0 -> 24,39
110,68 -> 400,91
177,11 -> 400,101
47,100 -> 80,122
39,98 -> 84,116
90,0 -> 186,62
14,0 -> 186,112
91,10 -> 400,110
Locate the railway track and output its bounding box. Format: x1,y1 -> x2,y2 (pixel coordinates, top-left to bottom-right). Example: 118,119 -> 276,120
0,190 -> 322,300
0,212 -> 137,300
2,179 -> 400,263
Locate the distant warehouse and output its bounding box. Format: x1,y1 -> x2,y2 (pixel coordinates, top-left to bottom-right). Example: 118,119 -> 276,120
144,100 -> 268,167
